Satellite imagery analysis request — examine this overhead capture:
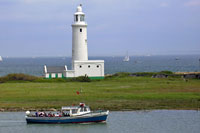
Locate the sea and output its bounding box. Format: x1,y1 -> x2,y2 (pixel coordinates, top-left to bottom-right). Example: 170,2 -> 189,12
0,55 -> 200,77
0,110 -> 200,133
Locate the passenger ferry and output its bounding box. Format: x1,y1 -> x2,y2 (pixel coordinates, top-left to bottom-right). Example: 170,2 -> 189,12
25,103 -> 109,124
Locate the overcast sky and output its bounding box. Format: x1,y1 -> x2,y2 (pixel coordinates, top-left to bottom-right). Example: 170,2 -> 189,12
0,0 -> 200,57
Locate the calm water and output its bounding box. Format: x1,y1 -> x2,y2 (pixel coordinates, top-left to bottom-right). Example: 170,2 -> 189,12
0,55 -> 200,77
0,110 -> 199,133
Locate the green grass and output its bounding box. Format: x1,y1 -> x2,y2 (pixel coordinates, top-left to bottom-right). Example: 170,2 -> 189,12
0,76 -> 200,111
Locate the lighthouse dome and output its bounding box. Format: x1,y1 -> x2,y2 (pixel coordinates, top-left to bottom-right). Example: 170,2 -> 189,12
77,5 -> 82,12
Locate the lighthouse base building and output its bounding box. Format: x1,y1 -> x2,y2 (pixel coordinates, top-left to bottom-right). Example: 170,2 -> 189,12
44,5 -> 104,79
65,60 -> 104,79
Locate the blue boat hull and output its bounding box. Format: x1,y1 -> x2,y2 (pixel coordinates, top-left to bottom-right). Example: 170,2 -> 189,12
26,114 -> 108,124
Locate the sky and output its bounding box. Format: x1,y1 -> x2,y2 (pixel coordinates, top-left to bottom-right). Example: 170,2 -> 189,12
0,0 -> 200,57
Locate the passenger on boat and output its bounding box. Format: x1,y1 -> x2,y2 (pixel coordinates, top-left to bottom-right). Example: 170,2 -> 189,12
48,112 -> 53,117
35,112 -> 38,117
62,112 -> 70,117
55,113 -> 59,117
44,112 -> 48,117
39,112 -> 44,117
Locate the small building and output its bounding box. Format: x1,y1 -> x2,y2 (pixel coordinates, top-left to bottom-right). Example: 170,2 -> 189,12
44,65 -> 67,78
70,60 -> 104,79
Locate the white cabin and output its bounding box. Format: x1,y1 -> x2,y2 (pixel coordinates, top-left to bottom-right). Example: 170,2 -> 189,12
61,104 -> 91,117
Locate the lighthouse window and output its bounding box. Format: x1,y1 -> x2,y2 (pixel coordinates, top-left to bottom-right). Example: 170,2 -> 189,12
97,65 -> 99,68
79,65 -> 82,68
75,15 -> 78,21
80,28 -> 82,32
80,15 -> 84,21
88,65 -> 90,68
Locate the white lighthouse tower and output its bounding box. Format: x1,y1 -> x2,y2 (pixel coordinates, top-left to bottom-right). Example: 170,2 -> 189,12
72,4 -> 88,68
44,5 -> 104,79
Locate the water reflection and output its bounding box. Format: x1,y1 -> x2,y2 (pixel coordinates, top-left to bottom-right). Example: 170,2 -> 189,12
26,122 -> 108,133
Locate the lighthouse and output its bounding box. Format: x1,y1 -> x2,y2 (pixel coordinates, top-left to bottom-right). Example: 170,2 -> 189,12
72,4 -> 88,69
44,4 -> 104,79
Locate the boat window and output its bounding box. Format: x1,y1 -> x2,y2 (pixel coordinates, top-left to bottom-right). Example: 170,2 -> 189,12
84,107 -> 87,111
72,109 -> 78,114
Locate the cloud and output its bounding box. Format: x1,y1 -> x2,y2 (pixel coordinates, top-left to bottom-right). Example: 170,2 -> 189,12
184,0 -> 200,6
160,2 -> 169,7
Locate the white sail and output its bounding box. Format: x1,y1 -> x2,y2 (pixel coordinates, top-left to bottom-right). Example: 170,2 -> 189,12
0,56 -> 2,61
123,52 -> 130,62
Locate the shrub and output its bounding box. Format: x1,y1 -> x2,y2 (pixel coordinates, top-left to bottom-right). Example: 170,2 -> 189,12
0,73 -> 38,82
0,78 -> 5,83
133,72 -> 156,77
113,72 -> 131,77
68,75 -> 91,82
133,71 -> 173,77
159,71 -> 173,75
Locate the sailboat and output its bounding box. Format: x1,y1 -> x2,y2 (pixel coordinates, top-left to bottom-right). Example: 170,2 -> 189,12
123,52 -> 130,62
0,56 -> 2,62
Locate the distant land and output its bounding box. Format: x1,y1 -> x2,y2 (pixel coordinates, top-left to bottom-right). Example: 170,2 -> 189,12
0,72 -> 199,111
